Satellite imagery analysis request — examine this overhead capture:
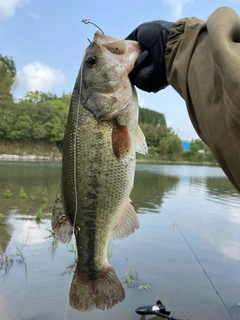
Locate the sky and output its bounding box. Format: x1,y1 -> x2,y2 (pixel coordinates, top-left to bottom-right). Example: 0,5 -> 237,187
1,0 -> 240,140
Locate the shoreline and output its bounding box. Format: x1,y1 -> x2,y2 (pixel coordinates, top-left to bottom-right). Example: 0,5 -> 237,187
0,154 -> 62,161
0,153 -> 218,167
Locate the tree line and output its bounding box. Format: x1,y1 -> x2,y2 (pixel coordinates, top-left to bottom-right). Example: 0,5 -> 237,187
0,54 -> 217,163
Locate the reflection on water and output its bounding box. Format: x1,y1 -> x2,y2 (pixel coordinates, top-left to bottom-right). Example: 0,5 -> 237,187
0,162 -> 240,320
131,169 -> 179,213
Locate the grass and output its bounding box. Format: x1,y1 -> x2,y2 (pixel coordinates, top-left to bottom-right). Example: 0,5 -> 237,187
2,185 -> 51,223
137,283 -> 150,290
42,188 -> 48,197
0,139 -> 62,159
0,214 -> 4,223
107,242 -> 114,260
123,269 -> 139,288
123,269 -> 150,290
35,204 -> 45,222
42,196 -> 48,203
19,186 -> 27,199
67,243 -> 78,262
3,189 -> 12,198
42,188 -> 49,203
0,232 -> 28,284
45,228 -> 55,238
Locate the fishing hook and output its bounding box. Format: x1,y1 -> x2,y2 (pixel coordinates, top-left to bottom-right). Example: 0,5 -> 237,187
81,19 -> 104,34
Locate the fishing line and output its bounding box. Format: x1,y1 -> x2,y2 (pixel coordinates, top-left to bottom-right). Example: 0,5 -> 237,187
63,35 -> 86,320
174,223 -> 235,320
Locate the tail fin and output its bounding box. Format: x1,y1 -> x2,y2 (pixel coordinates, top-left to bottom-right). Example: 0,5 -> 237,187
69,265 -> 125,311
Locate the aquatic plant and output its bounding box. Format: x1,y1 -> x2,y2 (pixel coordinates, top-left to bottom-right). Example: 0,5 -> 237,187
0,232 -> 28,284
29,195 -> 35,201
42,187 -> 48,197
137,283 -> 150,290
0,247 -> 13,283
123,269 -> 150,290
3,189 -> 12,198
42,188 -> 49,203
107,242 -> 114,260
68,243 -> 78,262
35,205 -> 44,221
60,243 -> 78,276
123,269 -> 139,288
42,196 -> 48,203
45,228 -> 55,238
0,214 -> 4,223
19,186 -> 27,199
48,237 -> 58,259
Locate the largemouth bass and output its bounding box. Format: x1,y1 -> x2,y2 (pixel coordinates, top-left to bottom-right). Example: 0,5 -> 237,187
52,32 -> 147,312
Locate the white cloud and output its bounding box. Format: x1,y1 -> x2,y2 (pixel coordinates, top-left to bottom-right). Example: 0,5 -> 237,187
138,96 -> 145,107
30,12 -> 40,20
164,0 -> 193,19
229,205 -> 240,224
221,241 -> 240,261
15,219 -> 50,245
17,61 -> 65,92
0,0 -> 30,22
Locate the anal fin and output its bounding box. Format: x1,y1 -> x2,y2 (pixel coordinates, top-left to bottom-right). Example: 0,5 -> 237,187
112,199 -> 139,240
52,185 -> 73,244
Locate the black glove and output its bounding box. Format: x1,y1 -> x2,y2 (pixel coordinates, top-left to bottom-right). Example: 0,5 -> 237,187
126,20 -> 173,93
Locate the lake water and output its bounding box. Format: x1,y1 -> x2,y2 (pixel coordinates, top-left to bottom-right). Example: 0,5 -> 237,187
0,161 -> 240,320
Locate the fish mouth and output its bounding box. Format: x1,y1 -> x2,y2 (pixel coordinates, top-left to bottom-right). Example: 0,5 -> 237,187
93,32 -> 142,74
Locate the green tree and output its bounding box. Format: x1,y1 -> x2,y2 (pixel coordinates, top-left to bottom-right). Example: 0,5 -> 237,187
0,54 -> 17,97
182,139 -> 217,163
160,134 -> 183,161
59,91 -> 71,107
139,107 -> 166,127
24,91 -> 58,103
140,123 -> 165,148
6,114 -> 32,140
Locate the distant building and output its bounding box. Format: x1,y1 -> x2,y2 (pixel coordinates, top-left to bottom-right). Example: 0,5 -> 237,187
182,141 -> 191,151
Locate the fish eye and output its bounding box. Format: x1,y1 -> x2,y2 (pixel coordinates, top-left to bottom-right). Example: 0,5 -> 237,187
86,56 -> 98,66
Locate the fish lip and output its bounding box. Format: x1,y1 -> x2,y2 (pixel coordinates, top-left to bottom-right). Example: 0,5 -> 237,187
93,32 -> 141,75
125,40 -> 142,74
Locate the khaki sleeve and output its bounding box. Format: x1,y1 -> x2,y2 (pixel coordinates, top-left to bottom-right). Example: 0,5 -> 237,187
165,7 -> 240,192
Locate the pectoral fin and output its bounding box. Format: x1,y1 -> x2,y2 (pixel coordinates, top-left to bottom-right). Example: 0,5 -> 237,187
135,125 -> 148,154
112,199 -> 139,240
112,122 -> 131,159
52,185 -> 73,244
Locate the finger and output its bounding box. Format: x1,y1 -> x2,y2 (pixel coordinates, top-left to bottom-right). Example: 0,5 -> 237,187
128,51 -> 151,84
134,51 -> 151,70
135,64 -> 155,92
125,28 -> 138,41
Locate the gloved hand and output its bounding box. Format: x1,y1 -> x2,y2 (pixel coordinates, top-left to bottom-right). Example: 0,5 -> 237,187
126,20 -> 173,93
